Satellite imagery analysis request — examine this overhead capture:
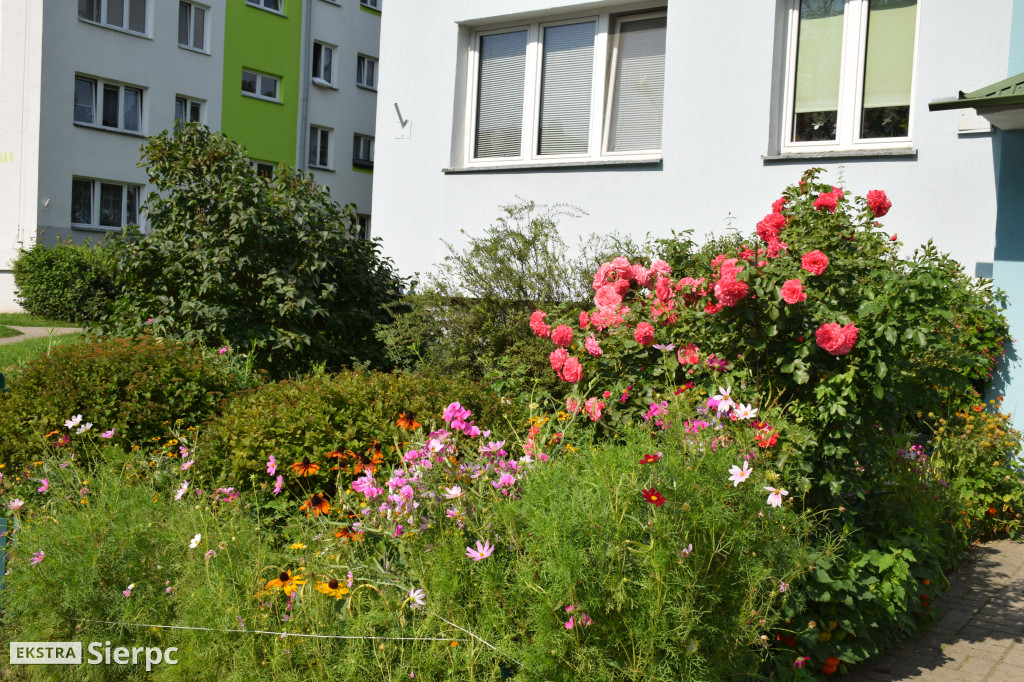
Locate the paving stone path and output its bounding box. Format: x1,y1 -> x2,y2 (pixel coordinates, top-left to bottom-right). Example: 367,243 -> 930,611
0,325 -> 82,345
847,539 -> 1024,681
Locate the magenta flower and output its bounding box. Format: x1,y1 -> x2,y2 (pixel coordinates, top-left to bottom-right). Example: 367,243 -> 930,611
779,580 -> 789,593
99,429 -> 115,439
37,479 -> 49,494
579,613 -> 593,626
347,571 -> 353,589
273,475 -> 284,496
122,583 -> 134,597
30,550 -> 45,565
174,480 -> 189,501
267,455 -> 277,476
8,499 -> 24,511
465,539 -> 494,561
218,346 -> 229,355
564,616 -> 574,630
565,604 -> 574,613
204,549 -> 217,561
181,460 -> 194,471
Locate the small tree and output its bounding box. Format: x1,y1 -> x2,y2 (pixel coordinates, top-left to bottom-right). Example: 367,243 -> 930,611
99,123 -> 405,377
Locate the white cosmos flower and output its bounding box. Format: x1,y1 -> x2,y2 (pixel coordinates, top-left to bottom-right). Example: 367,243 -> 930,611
189,533 -> 202,549
65,414 -> 83,429
765,487 -> 789,508
733,403 -> 758,420
728,461 -> 752,486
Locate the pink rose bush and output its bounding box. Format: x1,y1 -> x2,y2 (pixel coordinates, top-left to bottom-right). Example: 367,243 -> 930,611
780,279 -> 807,304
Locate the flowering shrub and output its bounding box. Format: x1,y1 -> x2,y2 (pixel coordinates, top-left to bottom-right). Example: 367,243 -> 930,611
529,169 -> 1010,498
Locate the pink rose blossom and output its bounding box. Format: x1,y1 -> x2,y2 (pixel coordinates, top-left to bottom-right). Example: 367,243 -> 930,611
813,191 -> 838,212
561,357 -> 582,383
566,397 -> 581,413
816,323 -> 859,356
550,325 -> 573,347
780,279 -> 807,304
633,322 -> 655,346
584,397 -> 606,421
584,334 -> 603,357
594,284 -> 623,309
549,348 -> 568,372
866,189 -> 891,217
678,344 -> 699,365
714,277 -> 749,308
756,212 -> 786,243
801,250 -> 829,276
529,310 -> 550,338
579,311 -> 590,329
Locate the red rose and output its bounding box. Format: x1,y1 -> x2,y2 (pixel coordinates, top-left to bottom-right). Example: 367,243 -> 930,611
780,279 -> 807,304
816,323 -> 859,356
529,310 -> 550,338
549,348 -> 568,371
579,310 -> 590,329
890,234 -> 898,242
756,212 -> 786,243
634,322 -> 655,346
836,324 -> 859,355
594,284 -> 623,309
561,356 -> 582,383
714,277 -> 749,308
801,250 -> 829,276
813,192 -> 838,212
866,189 -> 891,217
551,324 -> 573,348
655,276 -> 675,303
772,196 -> 786,213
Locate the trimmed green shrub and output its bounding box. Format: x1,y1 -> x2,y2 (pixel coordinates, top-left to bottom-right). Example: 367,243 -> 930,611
13,238 -> 118,322
98,123 -> 405,378
0,335 -> 258,472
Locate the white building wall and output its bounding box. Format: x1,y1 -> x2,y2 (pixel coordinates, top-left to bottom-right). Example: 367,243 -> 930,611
373,0 -> 1012,282
304,0 -> 378,225
36,0 -> 225,247
0,0 -> 44,311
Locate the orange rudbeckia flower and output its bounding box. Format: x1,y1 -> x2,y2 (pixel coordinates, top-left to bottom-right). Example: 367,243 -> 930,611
396,410 -> 421,430
300,492 -> 332,516
290,456 -> 321,477
265,570 -> 307,596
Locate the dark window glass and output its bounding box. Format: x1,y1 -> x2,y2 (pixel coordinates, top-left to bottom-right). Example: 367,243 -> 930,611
125,186 -> 140,225
74,78 -> 95,123
102,84 -> 119,127
128,0 -> 145,32
123,87 -> 141,132
99,183 -> 123,227
260,76 -> 277,99
71,179 -> 93,224
190,102 -> 201,122
192,6 -> 205,48
178,2 -> 189,45
242,70 -> 257,94
107,0 -> 124,27
78,0 -> 102,22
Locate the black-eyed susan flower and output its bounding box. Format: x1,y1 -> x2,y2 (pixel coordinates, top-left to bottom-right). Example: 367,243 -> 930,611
353,447 -> 383,476
265,570 -> 307,596
316,578 -> 349,599
300,492 -> 331,516
396,410 -> 421,430
290,456 -> 320,477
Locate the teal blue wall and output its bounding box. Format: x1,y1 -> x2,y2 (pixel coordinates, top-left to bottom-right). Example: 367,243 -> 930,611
990,0 -> 1024,423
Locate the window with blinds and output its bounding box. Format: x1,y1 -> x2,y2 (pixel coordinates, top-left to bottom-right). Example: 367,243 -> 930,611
783,0 -> 918,151
468,9 -> 667,166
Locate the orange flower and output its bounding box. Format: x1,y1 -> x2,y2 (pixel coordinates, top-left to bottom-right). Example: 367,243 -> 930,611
353,445 -> 383,476
325,446 -> 348,460
821,654 -> 840,675
988,507 -> 998,516
290,456 -> 321,477
300,492 -> 332,516
396,410 -> 421,430
335,525 -> 364,542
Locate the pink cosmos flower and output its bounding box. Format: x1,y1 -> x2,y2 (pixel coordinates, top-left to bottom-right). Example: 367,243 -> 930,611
765,486 -> 789,508
37,479 -> 49,494
8,499 -> 24,511
564,616 -> 575,630
866,189 -> 892,217
122,584 -> 134,597
779,580 -> 789,593
561,357 -> 582,383
30,550 -> 45,565
175,481 -> 189,501
584,334 -> 603,357
529,310 -> 550,338
780,279 -> 807,304
584,397 -> 605,421
565,604 -> 574,613
801,250 -> 829,276
680,544 -> 693,558
550,325 -> 574,348
204,549 -> 217,561
347,571 -> 354,589
218,346 -> 229,355
466,539 -> 495,561
728,462 -> 752,486
633,322 -> 655,346
181,460 -> 194,471
443,485 -> 463,499
99,428 -> 115,439
578,613 -> 593,626
267,455 -> 277,476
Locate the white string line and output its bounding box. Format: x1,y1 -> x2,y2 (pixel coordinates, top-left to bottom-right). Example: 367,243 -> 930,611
427,612 -> 522,666
75,619 -> 463,642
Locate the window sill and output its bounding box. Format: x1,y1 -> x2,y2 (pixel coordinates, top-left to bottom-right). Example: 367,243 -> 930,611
309,164 -> 334,172
241,92 -> 283,104
245,4 -> 287,18
177,44 -> 210,56
78,18 -> 150,40
356,84 -> 377,92
73,122 -> 146,138
312,78 -> 337,90
359,5 -> 382,17
444,157 -> 663,173
71,224 -> 122,233
762,148 -> 917,162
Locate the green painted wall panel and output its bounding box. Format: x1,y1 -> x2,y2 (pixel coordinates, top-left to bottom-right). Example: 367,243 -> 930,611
221,0 -> 303,165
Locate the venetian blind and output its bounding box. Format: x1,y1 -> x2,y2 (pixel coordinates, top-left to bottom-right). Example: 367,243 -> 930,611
862,0 -> 917,109
538,21 -> 595,155
475,30 -> 528,158
606,16 -> 667,152
793,0 -> 844,114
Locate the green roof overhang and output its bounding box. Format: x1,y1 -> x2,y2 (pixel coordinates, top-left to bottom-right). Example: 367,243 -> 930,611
929,71 -> 1024,129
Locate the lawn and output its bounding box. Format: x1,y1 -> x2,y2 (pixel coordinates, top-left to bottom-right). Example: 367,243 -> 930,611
0,332 -> 82,373
0,325 -> 22,339
0,312 -> 75,327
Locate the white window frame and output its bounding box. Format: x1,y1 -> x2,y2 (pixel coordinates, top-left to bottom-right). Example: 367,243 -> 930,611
360,0 -> 380,9
174,96 -> 204,124
73,75 -> 145,135
309,125 -> 333,170
356,55 -> 378,90
250,160 -> 276,178
312,42 -> 336,87
464,6 -> 666,168
780,0 -> 921,154
71,177 -> 142,230
78,0 -> 148,36
353,134 -> 374,168
245,0 -> 283,14
242,69 -> 281,102
178,1 -> 209,53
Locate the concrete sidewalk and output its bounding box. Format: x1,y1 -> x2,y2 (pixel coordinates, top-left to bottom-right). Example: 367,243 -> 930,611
847,539 -> 1024,681
0,325 -> 82,345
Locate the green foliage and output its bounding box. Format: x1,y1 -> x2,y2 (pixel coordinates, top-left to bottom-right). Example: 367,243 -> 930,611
376,200 -> 654,401
0,335 -> 257,472
98,123 -> 405,378
13,238 -> 118,322
202,368 -> 524,524
0,332 -> 82,373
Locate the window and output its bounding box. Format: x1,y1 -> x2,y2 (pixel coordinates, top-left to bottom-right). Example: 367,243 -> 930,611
360,0 -> 379,9
309,126 -> 331,169
175,96 -> 203,123
782,0 -> 918,152
353,134 -> 374,168
356,214 -> 371,239
178,2 -> 207,51
467,9 -> 666,165
74,76 -> 143,133
71,178 -> 141,229
78,0 -> 147,34
357,55 -> 377,89
312,42 -> 335,86
250,160 -> 275,178
245,0 -> 282,12
242,69 -> 280,102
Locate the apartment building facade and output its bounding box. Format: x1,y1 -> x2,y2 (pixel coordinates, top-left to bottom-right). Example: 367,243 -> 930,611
0,0 -> 381,310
